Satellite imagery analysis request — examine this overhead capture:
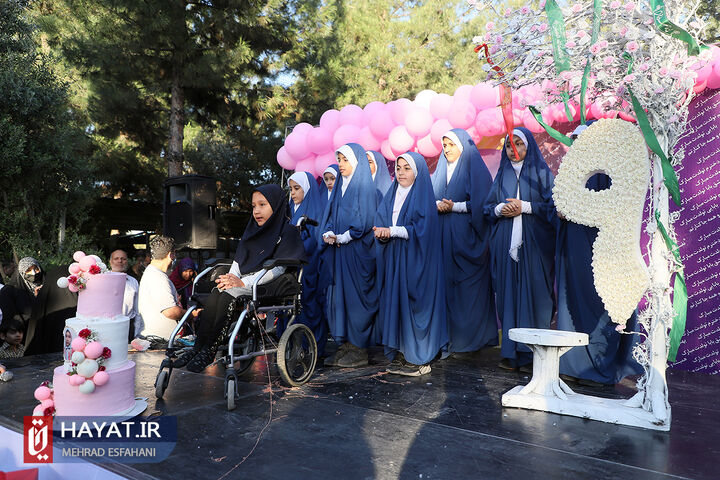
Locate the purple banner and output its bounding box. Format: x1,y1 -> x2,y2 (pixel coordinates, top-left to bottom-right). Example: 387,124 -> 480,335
669,88 -> 720,374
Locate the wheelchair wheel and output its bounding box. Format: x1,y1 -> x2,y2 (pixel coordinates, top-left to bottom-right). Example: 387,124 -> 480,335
277,323 -> 317,387
226,379 -> 236,411
155,370 -> 169,399
231,324 -> 259,376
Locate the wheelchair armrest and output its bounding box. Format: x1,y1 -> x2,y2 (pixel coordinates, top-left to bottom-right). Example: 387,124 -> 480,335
261,258 -> 307,270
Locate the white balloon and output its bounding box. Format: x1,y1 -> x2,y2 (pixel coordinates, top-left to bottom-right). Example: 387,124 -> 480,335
79,379 -> 96,394
76,358 -> 99,378
71,351 -> 85,364
414,89 -> 438,110
56,277 -> 69,288
90,255 -> 102,263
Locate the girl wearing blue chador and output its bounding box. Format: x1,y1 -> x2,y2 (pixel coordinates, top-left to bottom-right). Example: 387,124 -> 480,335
318,143 -> 378,368
374,152 -> 448,376
556,126 -> 642,385
431,128 -> 498,353
322,164 -> 339,201
366,151 -> 393,200
288,171 -> 329,356
483,127 -> 557,370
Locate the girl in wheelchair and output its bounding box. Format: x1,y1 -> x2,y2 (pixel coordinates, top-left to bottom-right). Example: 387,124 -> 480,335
177,184 -> 307,373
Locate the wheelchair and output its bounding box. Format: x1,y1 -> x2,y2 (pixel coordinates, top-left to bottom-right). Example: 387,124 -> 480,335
154,216 -> 319,411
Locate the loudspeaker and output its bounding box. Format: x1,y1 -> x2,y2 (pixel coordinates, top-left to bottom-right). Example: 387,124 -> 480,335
163,175 -> 217,249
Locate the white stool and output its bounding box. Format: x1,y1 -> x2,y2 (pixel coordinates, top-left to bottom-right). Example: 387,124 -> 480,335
506,328 -> 588,400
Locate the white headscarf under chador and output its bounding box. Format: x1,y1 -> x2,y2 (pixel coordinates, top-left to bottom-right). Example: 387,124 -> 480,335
336,145 -> 358,196
391,153 -> 418,226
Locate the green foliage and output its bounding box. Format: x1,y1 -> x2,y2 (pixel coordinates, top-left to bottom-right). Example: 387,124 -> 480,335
0,0 -> 95,265
698,1 -> 720,44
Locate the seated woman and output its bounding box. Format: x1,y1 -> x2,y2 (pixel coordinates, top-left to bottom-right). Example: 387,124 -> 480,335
319,143 -> 378,368
0,257 -> 44,333
169,257 -> 198,309
179,185 -> 307,373
288,171 -> 328,356
374,152 -> 448,376
483,127 -> 557,371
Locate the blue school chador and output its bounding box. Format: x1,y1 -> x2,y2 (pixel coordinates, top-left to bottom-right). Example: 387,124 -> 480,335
482,127 -> 557,365
430,128 -> 498,352
367,150 -> 393,199
289,172 -> 329,355
375,152 -> 448,365
556,174 -> 642,383
318,144 -> 379,348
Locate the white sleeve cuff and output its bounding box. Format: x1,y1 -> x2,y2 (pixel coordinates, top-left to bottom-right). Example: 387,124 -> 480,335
389,226 -> 409,239
336,230 -> 353,244
521,201 -> 532,214
322,231 -> 335,239
451,201 -> 468,213
494,203 -> 505,217
435,200 -> 443,207
229,261 -> 241,278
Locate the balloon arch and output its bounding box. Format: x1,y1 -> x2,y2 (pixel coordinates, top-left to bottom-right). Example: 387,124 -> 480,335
278,46 -> 720,177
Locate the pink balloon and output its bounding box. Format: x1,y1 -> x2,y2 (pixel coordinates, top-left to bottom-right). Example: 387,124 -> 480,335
68,263 -> 81,275
320,109 -> 341,131
73,251 -> 86,262
706,60 -> 720,89
93,370 -> 110,386
295,157 -> 317,176
68,283 -> 79,293
369,112 -> 396,139
448,101 -> 477,129
277,146 -> 296,170
69,374 -> 85,386
470,83 -> 499,110
358,126 -> 381,151
590,102 -> 604,120
466,126 -> 482,144
619,111 -> 637,122
691,59 -> 712,84
429,93 -> 453,119
79,256 -> 96,271
693,80 -> 707,94
285,131 -> 311,160
405,107 -> 434,138
71,337 -> 86,352
380,139 -> 395,161
453,84 -> 473,102
487,108 -> 506,136
333,124 -> 361,149
292,122 -> 314,137
306,127 -> 333,155
362,102 -> 386,125
41,399 -> 54,410
389,125 -> 414,156
414,90 -> 438,109
474,110 -> 495,137
339,104 -> 364,127
430,118 -> 454,145
416,134 -> 442,158
522,110 -> 545,134
34,386 -> 52,401
314,152 -> 336,173
389,99 -> 413,125
84,341 -> 104,360
33,405 -> 44,416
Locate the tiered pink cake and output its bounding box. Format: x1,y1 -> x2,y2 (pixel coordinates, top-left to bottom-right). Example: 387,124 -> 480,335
51,272 -> 137,416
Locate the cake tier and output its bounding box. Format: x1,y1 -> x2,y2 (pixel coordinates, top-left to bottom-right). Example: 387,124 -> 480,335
77,272 -> 127,317
64,316 -> 129,370
52,361 -> 136,416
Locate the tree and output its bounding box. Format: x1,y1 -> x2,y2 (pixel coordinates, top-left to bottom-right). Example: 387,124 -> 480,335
697,0 -> 720,44
35,0 -> 297,179
0,0 -> 94,266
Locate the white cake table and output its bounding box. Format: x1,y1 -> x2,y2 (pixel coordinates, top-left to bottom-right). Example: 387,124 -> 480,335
501,327 -> 670,431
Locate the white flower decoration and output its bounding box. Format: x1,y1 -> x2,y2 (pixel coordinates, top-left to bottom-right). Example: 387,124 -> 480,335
553,119 -> 651,324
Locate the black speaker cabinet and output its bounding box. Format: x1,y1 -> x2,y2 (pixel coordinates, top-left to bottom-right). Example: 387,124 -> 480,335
163,175 -> 217,249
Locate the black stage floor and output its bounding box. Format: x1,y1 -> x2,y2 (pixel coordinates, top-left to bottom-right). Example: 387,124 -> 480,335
1,344 -> 718,479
